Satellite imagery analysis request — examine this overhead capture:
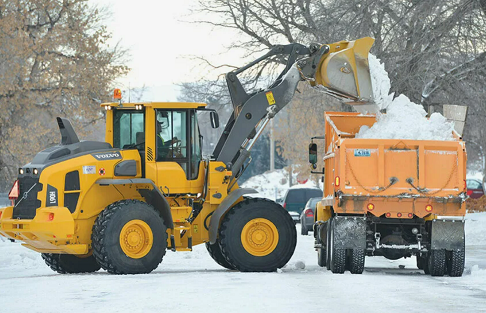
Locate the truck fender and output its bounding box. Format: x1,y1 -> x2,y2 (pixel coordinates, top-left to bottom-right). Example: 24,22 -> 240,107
431,219 -> 465,250
332,216 -> 366,249
96,178 -> 173,229
208,188 -> 258,244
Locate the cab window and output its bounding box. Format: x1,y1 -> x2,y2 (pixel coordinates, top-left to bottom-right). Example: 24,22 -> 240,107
113,110 -> 144,149
156,110 -> 187,160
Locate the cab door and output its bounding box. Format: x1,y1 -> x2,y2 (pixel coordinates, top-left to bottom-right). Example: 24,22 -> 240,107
154,109 -> 203,195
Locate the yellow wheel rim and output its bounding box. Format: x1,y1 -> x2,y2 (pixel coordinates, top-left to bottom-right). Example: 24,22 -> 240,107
119,220 -> 153,259
241,218 -> 279,257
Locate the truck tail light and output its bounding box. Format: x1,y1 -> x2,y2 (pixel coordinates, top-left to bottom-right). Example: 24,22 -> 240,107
385,212 -> 391,218
467,190 -> 473,196
397,212 -> 402,217
408,213 -> 413,218
425,205 -> 433,212
283,202 -> 286,209
305,209 -> 314,217
48,213 -> 55,221
367,203 -> 374,211
8,180 -> 19,200
335,176 -> 340,187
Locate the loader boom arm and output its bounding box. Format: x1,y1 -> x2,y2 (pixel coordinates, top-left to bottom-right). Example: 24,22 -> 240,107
212,37 -> 375,183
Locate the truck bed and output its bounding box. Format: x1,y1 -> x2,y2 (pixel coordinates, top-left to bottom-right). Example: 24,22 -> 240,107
322,112 -> 467,218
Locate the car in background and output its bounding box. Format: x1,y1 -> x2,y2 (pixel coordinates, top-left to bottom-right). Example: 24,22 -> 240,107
300,197 -> 321,235
466,178 -> 485,199
281,187 -> 322,224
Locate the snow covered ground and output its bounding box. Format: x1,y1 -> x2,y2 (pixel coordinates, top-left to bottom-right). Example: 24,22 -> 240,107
1,213 -> 486,313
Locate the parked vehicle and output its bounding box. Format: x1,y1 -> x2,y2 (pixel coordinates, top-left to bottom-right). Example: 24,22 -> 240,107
300,197 -> 321,235
466,178 -> 484,199
282,187 -> 322,223
309,112 -> 467,276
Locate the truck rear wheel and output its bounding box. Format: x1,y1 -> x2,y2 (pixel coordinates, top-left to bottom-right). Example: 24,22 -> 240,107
325,219 -> 332,270
206,241 -> 236,270
218,198 -> 296,272
447,240 -> 465,277
317,224 -> 327,267
416,255 -> 426,270
348,249 -> 365,274
428,249 -> 446,276
42,253 -> 100,274
92,200 -> 167,274
317,246 -> 326,267
329,219 -> 346,274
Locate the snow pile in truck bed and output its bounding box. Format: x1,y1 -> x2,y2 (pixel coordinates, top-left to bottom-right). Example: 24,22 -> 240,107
355,94 -> 455,140
355,55 -> 455,141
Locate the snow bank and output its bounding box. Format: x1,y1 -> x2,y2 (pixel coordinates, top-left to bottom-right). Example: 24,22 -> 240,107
466,212 -> 486,245
354,55 -> 455,141
240,169 -> 320,200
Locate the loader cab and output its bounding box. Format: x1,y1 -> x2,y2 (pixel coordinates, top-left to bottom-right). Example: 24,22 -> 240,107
103,102 -> 216,194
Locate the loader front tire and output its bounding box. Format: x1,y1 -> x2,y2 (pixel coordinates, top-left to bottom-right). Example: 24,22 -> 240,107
206,241 -> 236,270
42,253 -> 100,274
92,200 -> 167,274
218,198 -> 296,272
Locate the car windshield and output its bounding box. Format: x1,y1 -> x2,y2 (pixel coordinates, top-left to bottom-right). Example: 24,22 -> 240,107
285,190 -> 306,203
467,180 -> 482,189
307,198 -> 320,208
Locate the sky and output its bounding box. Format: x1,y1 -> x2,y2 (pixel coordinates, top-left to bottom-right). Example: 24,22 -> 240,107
91,0 -> 243,101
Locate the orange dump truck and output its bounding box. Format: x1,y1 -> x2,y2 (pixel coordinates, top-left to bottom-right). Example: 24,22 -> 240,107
309,112 -> 467,276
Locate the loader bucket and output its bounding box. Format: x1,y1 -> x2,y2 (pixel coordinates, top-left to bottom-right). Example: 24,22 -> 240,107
314,37 -> 375,104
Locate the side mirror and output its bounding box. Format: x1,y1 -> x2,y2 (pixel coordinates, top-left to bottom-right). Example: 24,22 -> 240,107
309,143 -> 317,169
210,111 -> 220,129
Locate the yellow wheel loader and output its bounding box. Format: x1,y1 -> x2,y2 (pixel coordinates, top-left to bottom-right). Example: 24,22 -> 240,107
0,37 -> 375,274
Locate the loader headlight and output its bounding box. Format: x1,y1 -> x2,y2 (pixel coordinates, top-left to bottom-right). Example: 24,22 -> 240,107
104,105 -> 112,111
19,168 -> 24,175
33,168 -> 38,175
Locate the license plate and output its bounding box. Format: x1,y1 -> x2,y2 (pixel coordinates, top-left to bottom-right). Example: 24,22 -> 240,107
354,149 -> 371,157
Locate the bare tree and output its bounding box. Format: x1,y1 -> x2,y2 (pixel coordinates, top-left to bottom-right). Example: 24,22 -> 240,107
0,0 -> 129,191
194,0 -> 486,177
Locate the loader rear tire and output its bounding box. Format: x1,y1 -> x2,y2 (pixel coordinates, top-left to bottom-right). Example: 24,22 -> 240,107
42,253 -> 100,274
206,241 -> 236,270
92,200 -> 167,274
218,198 -> 296,272
428,249 -> 446,277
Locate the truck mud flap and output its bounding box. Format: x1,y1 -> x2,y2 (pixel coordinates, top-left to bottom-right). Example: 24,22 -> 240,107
333,216 -> 366,249
431,220 -> 465,251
